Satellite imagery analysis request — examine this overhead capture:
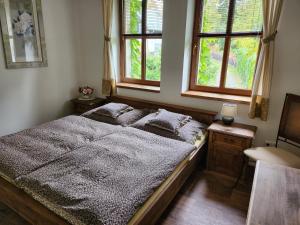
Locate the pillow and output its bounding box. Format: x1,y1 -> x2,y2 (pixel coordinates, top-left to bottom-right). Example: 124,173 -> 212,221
82,107 -> 149,126
130,113 -> 207,144
93,103 -> 133,118
146,109 -> 191,133
178,119 -> 207,144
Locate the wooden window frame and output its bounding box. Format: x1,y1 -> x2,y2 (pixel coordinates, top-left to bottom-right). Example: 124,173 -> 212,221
189,0 -> 263,97
119,0 -> 162,87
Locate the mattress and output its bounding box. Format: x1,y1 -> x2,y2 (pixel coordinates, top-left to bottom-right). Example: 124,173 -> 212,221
0,115 -> 207,225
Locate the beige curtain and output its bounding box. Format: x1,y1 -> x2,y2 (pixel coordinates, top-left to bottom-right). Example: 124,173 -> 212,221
102,0 -> 116,96
249,0 -> 284,121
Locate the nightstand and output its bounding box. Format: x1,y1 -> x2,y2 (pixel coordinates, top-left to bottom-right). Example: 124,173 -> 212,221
71,98 -> 106,115
207,121 -> 257,179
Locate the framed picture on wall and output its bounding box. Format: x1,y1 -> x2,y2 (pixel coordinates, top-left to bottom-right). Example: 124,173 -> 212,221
0,0 -> 47,69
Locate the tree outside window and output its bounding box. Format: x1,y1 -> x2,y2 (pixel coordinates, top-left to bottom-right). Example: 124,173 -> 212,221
190,0 -> 263,96
120,0 -> 163,85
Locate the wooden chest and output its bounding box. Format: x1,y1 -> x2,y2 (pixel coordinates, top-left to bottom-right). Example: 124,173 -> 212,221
207,121 -> 257,178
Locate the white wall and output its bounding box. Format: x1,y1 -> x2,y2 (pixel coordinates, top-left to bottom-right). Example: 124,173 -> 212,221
73,0 -> 104,97
73,0 -> 120,95
0,0 -> 81,136
78,0 -> 300,151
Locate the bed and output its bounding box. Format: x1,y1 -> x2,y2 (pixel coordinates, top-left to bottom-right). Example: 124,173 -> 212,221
0,96 -> 217,225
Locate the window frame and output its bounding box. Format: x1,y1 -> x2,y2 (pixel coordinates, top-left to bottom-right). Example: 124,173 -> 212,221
119,0 -> 162,87
189,0 -> 263,96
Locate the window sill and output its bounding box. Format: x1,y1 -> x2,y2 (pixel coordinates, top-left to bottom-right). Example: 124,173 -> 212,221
181,91 -> 251,104
116,83 -> 160,93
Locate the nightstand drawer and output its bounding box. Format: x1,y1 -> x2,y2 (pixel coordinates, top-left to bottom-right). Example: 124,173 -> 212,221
214,133 -> 245,147
75,104 -> 92,113
214,146 -> 244,177
71,98 -> 106,115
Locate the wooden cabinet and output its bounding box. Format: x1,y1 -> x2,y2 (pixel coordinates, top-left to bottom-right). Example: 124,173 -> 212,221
71,98 -> 106,115
207,121 -> 257,178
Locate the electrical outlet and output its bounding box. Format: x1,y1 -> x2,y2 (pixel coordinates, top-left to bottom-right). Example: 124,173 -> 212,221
265,140 -> 276,147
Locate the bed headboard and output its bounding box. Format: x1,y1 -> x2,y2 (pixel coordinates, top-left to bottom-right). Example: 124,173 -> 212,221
108,95 -> 218,125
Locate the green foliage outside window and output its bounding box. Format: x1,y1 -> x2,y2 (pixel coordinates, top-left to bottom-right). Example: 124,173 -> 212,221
127,0 -> 161,81
198,0 -> 263,90
146,50 -> 161,81
127,0 -> 262,87
228,38 -> 260,89
129,0 -> 142,79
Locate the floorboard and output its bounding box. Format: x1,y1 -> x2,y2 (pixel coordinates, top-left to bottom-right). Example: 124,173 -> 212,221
0,202 -> 30,225
157,170 -> 250,225
0,171 -> 250,225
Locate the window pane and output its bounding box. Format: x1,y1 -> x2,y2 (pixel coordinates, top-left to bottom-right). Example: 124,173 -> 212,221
146,0 -> 163,33
125,39 -> 142,79
232,0 -> 263,33
200,0 -> 229,33
124,0 -> 142,34
197,38 -> 225,87
146,39 -> 162,81
225,37 -> 260,90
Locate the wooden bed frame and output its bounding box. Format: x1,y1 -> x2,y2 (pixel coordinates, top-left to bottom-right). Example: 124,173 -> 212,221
0,96 -> 217,225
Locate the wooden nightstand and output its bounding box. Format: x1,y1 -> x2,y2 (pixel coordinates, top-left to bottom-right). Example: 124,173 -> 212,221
207,121 -> 257,179
71,98 -> 106,115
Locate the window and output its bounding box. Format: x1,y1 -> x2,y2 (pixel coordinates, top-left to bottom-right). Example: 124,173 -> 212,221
190,0 -> 263,96
119,0 -> 164,86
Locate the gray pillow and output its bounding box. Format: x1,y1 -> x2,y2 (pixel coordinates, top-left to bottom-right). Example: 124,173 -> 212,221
178,119 -> 207,144
93,103 -> 133,118
82,108 -> 149,126
147,109 -> 191,133
130,113 -> 207,144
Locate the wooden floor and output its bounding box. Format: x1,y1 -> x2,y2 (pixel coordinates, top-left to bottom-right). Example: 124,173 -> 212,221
0,171 -> 251,225
0,202 -> 30,225
157,171 -> 251,225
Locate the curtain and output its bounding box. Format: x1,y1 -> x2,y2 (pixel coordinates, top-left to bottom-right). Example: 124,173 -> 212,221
249,0 -> 284,121
102,0 -> 116,96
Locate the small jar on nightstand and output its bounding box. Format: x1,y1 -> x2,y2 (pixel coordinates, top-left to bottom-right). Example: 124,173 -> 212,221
71,98 -> 106,115
207,121 -> 257,180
